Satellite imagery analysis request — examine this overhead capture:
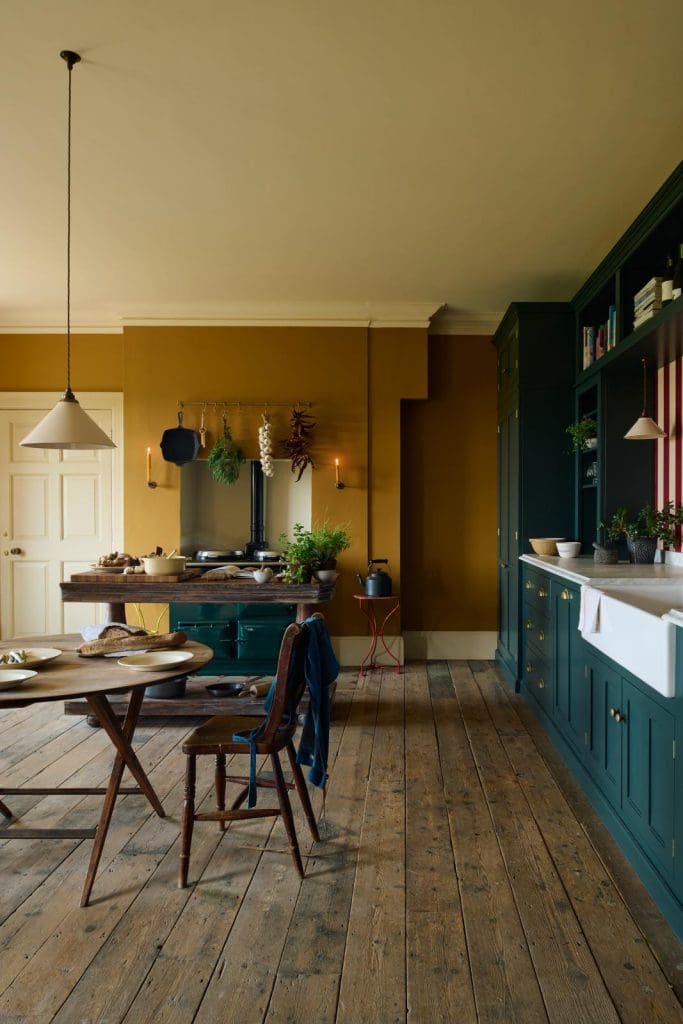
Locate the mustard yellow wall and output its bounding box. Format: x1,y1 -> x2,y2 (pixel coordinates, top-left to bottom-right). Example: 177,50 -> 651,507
0,334 -> 124,391
123,325 -> 375,635
401,334 -> 497,631
0,326 -> 487,635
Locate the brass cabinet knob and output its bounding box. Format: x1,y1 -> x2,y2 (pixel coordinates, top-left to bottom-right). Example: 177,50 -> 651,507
538,631 -> 545,642
610,707 -> 617,717
538,678 -> 545,689
525,580 -> 534,590
560,588 -> 570,601
615,711 -> 625,723
500,561 -> 508,569
525,620 -> 534,631
526,662 -> 532,673
538,587 -> 547,598
9,547 -> 22,555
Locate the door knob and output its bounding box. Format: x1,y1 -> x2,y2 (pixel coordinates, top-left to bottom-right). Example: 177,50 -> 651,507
9,548 -> 22,555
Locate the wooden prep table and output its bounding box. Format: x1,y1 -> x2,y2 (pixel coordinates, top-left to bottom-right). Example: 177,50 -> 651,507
59,572 -> 337,720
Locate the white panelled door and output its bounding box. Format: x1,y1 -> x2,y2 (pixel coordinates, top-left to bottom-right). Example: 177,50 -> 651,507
0,393 -> 123,639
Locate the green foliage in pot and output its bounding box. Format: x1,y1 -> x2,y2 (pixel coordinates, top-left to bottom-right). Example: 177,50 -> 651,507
566,417 -> 597,453
279,521 -> 351,583
601,502 -> 683,547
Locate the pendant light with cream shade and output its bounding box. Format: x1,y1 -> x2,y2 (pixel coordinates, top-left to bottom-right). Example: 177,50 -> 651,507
21,51 -> 115,451
624,358 -> 666,441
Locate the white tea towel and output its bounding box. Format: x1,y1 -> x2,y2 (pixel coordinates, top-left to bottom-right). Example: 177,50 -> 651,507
578,585 -> 602,634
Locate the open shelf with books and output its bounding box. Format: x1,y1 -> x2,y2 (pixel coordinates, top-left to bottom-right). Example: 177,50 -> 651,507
573,163 -> 683,386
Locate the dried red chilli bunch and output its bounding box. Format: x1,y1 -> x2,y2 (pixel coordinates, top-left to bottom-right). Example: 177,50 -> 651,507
281,406 -> 316,481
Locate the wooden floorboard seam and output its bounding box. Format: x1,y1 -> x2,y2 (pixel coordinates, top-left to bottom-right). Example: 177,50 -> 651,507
259,673 -> 357,1024
450,659 -> 552,1019
487,663 -> 683,996
423,664 -> 478,1022
470,661 -> 683,1024
464,663 -> 624,1024
452,660 -> 622,1024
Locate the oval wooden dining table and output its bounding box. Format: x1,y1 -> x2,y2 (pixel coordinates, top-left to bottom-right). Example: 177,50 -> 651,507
0,634 -> 213,907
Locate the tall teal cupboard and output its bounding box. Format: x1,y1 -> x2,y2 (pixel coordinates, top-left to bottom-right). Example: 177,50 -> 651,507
494,303 -> 575,688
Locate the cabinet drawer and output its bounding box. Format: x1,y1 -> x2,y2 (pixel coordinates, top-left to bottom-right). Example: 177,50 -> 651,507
522,570 -> 551,613
522,604 -> 551,661
522,644 -> 551,710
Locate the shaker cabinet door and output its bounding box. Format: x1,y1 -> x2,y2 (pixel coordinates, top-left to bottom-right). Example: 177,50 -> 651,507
552,580 -> 585,754
621,680 -> 675,880
586,655 -> 622,807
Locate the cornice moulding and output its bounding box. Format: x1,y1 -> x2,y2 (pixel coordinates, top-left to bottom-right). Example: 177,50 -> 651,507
0,325 -> 124,335
0,302 -> 444,333
429,308 -> 504,335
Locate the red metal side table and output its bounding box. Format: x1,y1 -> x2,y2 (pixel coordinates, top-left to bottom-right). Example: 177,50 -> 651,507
354,595 -> 401,675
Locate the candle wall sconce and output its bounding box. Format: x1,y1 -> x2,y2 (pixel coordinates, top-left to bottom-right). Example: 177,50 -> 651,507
334,458 -> 345,489
146,447 -> 158,489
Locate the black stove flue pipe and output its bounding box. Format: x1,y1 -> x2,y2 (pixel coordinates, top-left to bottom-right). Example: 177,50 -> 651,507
244,460 -> 268,557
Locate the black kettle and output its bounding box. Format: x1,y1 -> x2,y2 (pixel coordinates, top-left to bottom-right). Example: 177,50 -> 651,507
357,559 -> 393,597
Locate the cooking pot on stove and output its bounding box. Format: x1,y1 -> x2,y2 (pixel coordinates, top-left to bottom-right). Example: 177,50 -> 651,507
357,559 -> 393,597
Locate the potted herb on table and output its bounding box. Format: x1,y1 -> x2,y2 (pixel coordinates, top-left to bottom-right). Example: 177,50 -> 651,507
279,521 -> 351,583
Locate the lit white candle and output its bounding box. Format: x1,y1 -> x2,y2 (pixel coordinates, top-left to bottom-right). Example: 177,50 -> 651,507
335,458 -> 340,485
146,447 -> 152,484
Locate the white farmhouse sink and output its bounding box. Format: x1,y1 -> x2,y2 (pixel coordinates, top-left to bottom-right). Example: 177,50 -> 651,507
581,583 -> 683,698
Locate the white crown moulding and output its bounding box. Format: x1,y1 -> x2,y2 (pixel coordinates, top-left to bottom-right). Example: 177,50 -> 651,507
0,302 -> 446,333
0,324 -> 124,335
429,308 -> 504,335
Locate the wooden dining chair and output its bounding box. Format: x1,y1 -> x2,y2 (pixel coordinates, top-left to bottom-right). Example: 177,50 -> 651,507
178,615 -> 323,888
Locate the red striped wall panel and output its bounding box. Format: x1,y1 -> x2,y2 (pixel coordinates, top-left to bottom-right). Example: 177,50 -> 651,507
656,359 -> 683,548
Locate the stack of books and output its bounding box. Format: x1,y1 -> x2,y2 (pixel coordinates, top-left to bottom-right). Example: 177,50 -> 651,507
581,304 -> 617,369
633,278 -> 662,329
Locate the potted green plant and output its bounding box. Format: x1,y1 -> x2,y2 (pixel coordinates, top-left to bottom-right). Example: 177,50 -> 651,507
595,508 -> 627,564
278,521 -> 351,583
601,502 -> 683,564
566,417 -> 597,453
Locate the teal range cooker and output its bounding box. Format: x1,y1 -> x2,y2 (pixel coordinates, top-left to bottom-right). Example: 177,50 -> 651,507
170,550 -> 294,677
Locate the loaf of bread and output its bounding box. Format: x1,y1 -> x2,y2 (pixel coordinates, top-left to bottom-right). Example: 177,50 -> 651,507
78,631 -> 188,657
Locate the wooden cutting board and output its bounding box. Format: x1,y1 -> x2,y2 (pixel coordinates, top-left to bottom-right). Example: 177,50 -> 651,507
68,569 -> 202,583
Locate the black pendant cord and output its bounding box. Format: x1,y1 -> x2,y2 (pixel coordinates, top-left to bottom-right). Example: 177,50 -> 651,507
60,50 -> 80,400
641,358 -> 648,416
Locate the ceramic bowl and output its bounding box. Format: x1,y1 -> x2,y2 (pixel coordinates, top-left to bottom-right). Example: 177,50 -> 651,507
529,538 -> 564,556
253,568 -> 274,584
314,569 -> 337,583
142,556 -> 187,576
556,541 -> 582,559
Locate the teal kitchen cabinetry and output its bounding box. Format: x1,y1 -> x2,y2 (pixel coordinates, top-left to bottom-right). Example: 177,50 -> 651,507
551,578 -> 586,757
494,306 -> 575,690
584,653 -> 622,808
520,561 -> 682,936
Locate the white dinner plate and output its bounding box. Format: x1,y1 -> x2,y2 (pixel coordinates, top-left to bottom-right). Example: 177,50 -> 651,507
0,647 -> 62,668
117,651 -> 194,671
0,669 -> 38,690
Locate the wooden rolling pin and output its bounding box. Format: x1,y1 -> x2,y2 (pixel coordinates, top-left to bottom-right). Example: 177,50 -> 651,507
237,681 -> 272,698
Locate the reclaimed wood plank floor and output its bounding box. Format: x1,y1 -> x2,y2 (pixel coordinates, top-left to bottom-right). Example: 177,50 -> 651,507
0,663 -> 681,1023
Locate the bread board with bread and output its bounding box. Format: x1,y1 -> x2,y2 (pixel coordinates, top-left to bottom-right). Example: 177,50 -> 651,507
78,631 -> 188,657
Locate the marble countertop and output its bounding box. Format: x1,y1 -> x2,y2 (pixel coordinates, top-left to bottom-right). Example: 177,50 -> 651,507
520,553 -> 683,587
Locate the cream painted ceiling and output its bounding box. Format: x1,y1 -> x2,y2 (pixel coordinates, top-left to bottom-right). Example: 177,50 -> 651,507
1,0 -> 682,328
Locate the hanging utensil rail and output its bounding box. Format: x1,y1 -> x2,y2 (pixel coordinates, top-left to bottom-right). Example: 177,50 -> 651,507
177,400 -> 312,409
